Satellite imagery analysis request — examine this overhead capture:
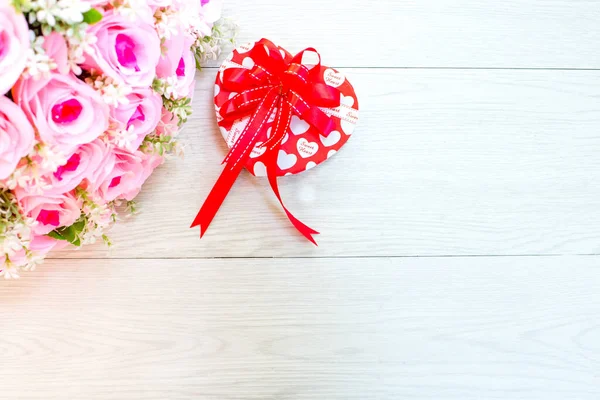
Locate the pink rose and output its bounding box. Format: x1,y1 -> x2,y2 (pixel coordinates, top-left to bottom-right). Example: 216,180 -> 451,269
0,96 -> 35,179
44,139 -> 110,194
95,149 -> 163,201
83,11 -> 161,88
0,0 -> 29,94
110,88 -> 162,149
43,32 -> 70,75
13,73 -> 109,156
15,190 -> 82,235
156,32 -> 196,98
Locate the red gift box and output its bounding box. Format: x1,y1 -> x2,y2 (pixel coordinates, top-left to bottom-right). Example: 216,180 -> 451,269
192,39 -> 360,244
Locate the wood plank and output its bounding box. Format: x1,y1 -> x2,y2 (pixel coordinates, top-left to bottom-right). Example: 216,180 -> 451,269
222,0 -> 600,68
2,256 -> 600,399
54,68 -> 600,258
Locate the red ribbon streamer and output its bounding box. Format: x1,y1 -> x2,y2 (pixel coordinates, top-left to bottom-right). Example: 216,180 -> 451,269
191,39 -> 341,244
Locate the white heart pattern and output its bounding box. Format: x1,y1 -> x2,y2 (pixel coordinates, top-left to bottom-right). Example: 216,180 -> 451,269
305,161 -> 317,171
324,69 -> 345,88
242,57 -> 255,69
253,161 -> 267,176
214,84 -> 220,96
289,115 -> 310,135
296,138 -> 319,158
228,92 -> 238,100
320,130 -> 341,147
277,150 -> 297,170
281,133 -> 289,145
250,142 -> 266,158
327,150 -> 337,159
341,95 -> 354,107
237,42 -> 253,54
341,120 -> 355,136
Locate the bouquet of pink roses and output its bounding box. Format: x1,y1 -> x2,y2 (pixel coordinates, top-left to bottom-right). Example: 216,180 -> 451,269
0,0 -> 235,278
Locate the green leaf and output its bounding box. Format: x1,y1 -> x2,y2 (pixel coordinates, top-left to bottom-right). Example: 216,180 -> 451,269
47,219 -> 86,247
47,230 -> 66,241
82,8 -> 103,25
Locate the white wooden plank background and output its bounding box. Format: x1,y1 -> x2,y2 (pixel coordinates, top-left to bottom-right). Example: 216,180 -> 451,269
2,0 -> 600,398
2,257 -> 600,399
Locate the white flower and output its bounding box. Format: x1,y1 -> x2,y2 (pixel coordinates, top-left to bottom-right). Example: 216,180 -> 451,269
85,75 -> 133,107
1,234 -> 24,257
154,76 -> 185,100
23,252 -> 46,271
27,0 -> 91,28
79,202 -> 115,245
111,125 -> 138,151
154,6 -> 181,40
113,0 -> 153,22
0,266 -> 21,280
37,145 -> 68,173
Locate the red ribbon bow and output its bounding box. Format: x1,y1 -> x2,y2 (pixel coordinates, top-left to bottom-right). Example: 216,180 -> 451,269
191,39 -> 341,245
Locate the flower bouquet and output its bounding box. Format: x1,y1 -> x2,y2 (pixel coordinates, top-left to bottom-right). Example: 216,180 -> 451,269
0,0 -> 235,278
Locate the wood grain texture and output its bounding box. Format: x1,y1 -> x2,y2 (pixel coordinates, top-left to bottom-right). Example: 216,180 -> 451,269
6,1 -> 600,399
2,257 -> 600,400
222,0 -> 600,68
52,69 -> 600,258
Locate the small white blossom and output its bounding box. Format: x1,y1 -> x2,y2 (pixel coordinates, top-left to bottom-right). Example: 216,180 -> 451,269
110,125 -> 139,151
0,265 -> 21,280
22,252 -> 46,272
23,35 -> 57,79
38,145 -> 68,173
79,202 -> 115,245
66,30 -> 97,74
85,75 -> 133,107
154,6 -> 181,40
27,0 -> 91,28
112,0 -> 153,22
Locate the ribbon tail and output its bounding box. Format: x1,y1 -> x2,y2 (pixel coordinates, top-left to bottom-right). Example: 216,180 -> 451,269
192,88 -> 279,237
190,163 -> 244,237
265,157 -> 319,245
262,99 -> 319,245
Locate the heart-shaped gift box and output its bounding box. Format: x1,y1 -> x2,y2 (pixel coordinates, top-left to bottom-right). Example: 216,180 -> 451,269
193,39 -> 360,243
214,41 -> 360,176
